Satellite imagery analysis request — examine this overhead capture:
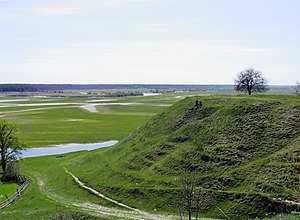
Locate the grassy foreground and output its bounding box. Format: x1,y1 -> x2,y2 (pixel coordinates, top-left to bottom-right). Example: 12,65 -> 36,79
0,152 -> 115,219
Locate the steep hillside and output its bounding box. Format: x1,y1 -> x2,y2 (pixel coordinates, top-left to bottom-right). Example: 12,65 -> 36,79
68,95 -> 300,219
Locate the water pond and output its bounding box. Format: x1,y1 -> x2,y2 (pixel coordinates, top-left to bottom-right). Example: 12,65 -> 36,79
21,140 -> 118,158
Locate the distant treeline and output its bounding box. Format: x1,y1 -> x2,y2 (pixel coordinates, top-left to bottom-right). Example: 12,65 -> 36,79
0,84 -> 235,92
85,90 -> 144,97
0,84 -> 38,92
0,84 -> 292,93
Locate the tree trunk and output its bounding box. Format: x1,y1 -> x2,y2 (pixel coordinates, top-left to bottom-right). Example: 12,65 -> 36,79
248,89 -> 252,95
1,152 -> 6,175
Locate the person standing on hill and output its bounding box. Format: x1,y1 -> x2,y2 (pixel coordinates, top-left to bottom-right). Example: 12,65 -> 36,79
195,100 -> 202,109
195,100 -> 199,109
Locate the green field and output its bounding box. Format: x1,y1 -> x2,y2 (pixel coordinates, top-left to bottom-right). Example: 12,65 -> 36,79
0,93 -> 179,219
0,95 -> 178,147
0,92 -> 299,219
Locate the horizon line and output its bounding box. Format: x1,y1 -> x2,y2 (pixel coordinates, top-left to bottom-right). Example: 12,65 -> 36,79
0,83 -> 294,86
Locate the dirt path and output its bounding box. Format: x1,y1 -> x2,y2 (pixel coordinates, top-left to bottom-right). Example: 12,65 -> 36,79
31,168 -> 177,220
24,165 -> 218,220
63,167 -> 177,220
64,167 -> 139,212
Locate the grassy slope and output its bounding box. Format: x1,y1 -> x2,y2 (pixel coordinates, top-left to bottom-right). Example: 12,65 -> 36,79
67,95 -> 300,219
0,182 -> 19,202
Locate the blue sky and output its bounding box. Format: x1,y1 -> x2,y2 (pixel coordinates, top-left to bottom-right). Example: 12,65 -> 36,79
0,0 -> 299,84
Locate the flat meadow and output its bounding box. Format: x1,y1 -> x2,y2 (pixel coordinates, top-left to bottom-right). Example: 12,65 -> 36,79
0,94 -> 177,147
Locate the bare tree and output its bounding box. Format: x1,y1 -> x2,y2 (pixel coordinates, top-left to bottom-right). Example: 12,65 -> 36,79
177,170 -> 203,220
183,171 -> 195,220
0,120 -> 25,176
294,81 -> 300,95
234,68 -> 268,95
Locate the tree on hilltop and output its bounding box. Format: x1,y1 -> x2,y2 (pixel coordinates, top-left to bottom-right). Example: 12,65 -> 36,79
294,81 -> 300,95
234,68 -> 268,95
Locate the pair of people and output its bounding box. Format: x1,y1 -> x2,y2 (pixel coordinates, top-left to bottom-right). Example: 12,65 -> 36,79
195,100 -> 202,109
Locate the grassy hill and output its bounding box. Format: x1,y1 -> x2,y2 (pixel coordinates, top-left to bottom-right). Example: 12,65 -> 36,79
65,95 -> 300,219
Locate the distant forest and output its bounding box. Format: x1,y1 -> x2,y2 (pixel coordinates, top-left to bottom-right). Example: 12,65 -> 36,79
0,84 -> 234,92
0,84 -> 38,92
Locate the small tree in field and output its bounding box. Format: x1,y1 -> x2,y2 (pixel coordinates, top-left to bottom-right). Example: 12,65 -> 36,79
0,120 -> 25,176
294,81 -> 300,95
177,170 -> 203,220
234,68 -> 268,95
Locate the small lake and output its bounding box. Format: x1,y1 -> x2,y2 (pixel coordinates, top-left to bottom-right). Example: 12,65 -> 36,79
21,140 -> 118,158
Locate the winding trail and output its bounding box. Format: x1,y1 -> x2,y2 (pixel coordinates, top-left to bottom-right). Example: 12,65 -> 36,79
63,167 -> 177,220
33,171 -> 174,220
63,167 -> 139,212
35,167 -> 297,220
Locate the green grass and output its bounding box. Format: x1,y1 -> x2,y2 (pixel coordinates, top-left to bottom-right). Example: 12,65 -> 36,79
0,94 -> 175,219
0,150 -> 124,219
96,105 -> 167,116
0,182 -> 19,202
0,95 -> 179,147
14,108 -> 151,147
0,93 -> 299,219
64,94 -> 300,219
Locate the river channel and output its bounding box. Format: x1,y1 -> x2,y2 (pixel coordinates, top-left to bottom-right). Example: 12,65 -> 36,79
21,140 -> 118,158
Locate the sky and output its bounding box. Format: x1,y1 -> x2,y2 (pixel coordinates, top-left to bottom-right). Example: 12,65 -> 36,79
0,0 -> 299,85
